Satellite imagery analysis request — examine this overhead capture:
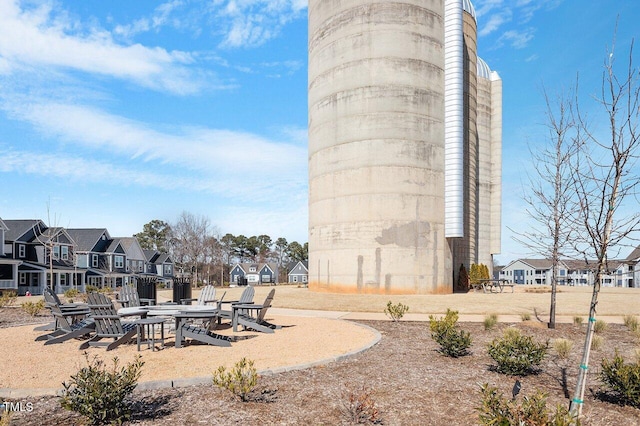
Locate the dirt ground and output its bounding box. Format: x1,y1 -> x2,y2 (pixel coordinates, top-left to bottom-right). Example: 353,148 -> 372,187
3,305 -> 640,425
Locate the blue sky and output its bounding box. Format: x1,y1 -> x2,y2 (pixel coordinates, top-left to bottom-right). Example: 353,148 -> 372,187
0,0 -> 637,263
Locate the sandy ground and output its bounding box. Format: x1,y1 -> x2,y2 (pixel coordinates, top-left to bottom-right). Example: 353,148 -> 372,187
0,315 -> 378,395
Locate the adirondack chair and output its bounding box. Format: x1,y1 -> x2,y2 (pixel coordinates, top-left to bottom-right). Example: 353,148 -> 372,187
79,292 -> 138,351
118,284 -> 155,308
181,284 -> 217,305
174,311 -> 232,348
35,287 -> 90,332
217,285 -> 254,322
35,302 -> 95,345
232,289 -> 281,334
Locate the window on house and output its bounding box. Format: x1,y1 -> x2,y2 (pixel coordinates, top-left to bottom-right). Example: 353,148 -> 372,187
261,274 -> 270,282
249,267 -> 256,272
114,256 -> 124,269
18,244 -> 26,258
19,273 -> 26,285
61,246 -> 69,260
164,265 -> 172,275
302,275 -> 308,282
293,276 -> 298,282
53,245 -> 60,259
92,255 -> 98,268
60,274 -> 67,286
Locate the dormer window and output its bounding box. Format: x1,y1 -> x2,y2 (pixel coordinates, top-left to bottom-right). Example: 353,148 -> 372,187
249,267 -> 257,272
18,244 -> 26,258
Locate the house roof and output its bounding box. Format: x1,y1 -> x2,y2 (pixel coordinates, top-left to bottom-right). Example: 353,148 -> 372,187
288,260 -> 309,274
118,237 -> 146,261
232,262 -> 278,274
626,245 -> 640,262
66,228 -> 110,252
0,218 -> 8,231
3,219 -> 46,242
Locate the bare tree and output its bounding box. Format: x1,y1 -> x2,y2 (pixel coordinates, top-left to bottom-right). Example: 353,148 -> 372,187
514,89 -> 580,329
170,212 -> 211,286
569,38 -> 640,416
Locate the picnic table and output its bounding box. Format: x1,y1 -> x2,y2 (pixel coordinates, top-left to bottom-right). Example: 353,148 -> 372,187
471,279 -> 515,293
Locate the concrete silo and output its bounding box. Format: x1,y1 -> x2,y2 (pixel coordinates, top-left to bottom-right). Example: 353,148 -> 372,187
308,0 -> 501,294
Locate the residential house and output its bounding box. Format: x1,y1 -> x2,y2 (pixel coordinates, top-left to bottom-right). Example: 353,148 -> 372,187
230,263 -> 278,285
0,218 -> 22,294
143,250 -> 174,285
118,237 -> 146,277
500,255 -> 637,288
66,228 -> 130,289
2,220 -> 80,295
287,260 -> 308,284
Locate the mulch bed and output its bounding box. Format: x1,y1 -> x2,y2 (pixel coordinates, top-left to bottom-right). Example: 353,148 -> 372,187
3,308 -> 640,425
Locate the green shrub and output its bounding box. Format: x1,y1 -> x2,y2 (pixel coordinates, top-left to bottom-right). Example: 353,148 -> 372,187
60,353 -> 144,425
384,301 -> 409,322
429,309 -> 472,358
213,357 -> 258,402
487,328 -> 548,376
600,351 -> 640,408
477,384 -> 580,426
484,314 -> 498,331
594,319 -> 607,333
591,335 -> 603,351
624,315 -> 639,332
85,285 -> 99,293
21,299 -> 45,316
573,316 -> 584,325
521,312 -> 531,321
553,338 -> 573,360
0,291 -> 17,308
340,385 -> 381,425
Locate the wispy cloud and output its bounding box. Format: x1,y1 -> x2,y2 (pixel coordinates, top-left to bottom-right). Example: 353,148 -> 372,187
0,95 -> 307,201
497,28 -> 535,49
476,0 -> 564,49
214,1 -> 307,48
0,0 -> 207,95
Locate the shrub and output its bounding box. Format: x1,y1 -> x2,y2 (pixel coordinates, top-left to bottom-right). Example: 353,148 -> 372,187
521,312 -> 531,321
573,316 -> 584,325
600,351 -> 640,408
477,384 -> 580,426
384,301 -> 409,322
341,385 -> 382,425
429,309 -> 472,358
624,315 -> 639,332
213,357 -> 258,402
0,291 -> 17,308
487,328 -> 548,376
21,300 -> 45,316
591,335 -> 603,351
0,410 -> 11,426
484,314 -> 498,331
553,338 -> 573,360
64,288 -> 80,303
85,285 -> 99,293
60,353 -> 144,425
594,319 -> 607,333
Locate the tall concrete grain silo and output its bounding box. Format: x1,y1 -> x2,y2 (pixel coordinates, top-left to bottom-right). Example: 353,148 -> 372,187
308,0 -> 501,294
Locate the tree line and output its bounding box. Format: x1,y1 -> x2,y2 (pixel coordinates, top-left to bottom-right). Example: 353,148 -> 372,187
133,212 -> 308,285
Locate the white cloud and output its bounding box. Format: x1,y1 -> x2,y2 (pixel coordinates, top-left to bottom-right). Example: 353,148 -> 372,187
1,96 -> 307,200
498,28 -> 535,49
215,0 -> 307,48
0,0 -> 205,95
478,11 -> 512,37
